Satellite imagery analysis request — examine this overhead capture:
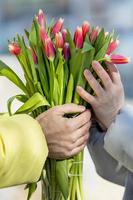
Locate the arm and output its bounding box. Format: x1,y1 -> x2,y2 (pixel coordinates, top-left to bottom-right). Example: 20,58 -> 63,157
104,104 -> 133,172
88,123 -> 128,186
77,61 -> 132,179
0,114 -> 48,188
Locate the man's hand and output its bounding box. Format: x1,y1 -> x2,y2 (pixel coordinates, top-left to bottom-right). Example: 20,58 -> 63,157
37,104 -> 91,159
77,61 -> 124,129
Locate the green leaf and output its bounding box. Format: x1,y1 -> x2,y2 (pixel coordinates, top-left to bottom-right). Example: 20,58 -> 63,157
73,48 -> 95,104
24,29 -> 30,39
53,76 -> 59,105
94,28 -> 105,52
35,47 -> 49,99
56,51 -> 65,104
25,182 -> 37,200
94,36 -> 111,61
29,20 -> 38,46
0,60 -> 28,94
56,160 -> 69,200
7,94 -> 28,116
16,34 -> 34,83
15,92 -> 50,114
82,42 -> 93,53
66,30 -> 75,50
69,49 -> 83,84
65,73 -> 74,103
26,48 -> 38,82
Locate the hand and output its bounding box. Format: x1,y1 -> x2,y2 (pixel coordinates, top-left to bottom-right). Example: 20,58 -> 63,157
36,104 -> 91,159
77,61 -> 124,129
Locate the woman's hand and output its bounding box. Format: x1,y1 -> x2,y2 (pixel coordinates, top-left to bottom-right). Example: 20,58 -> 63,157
77,61 -> 124,129
37,104 -> 91,159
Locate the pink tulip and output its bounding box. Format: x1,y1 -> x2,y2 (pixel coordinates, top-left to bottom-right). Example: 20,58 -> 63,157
82,21 -> 90,39
44,38 -> 55,61
108,54 -> 130,64
51,18 -> 64,35
63,42 -> 71,60
40,26 -> 48,41
107,39 -> 119,55
62,29 -> 67,42
55,32 -> 64,49
90,26 -> 99,43
74,26 -> 84,49
8,43 -> 21,56
37,9 -> 46,27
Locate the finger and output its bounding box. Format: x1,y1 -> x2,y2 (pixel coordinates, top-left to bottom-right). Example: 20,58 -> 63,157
92,61 -> 113,89
77,86 -> 96,105
69,121 -> 91,143
54,103 -> 85,116
69,111 -> 91,130
84,69 -> 104,96
70,142 -> 87,157
105,62 -> 121,84
73,123 -> 90,147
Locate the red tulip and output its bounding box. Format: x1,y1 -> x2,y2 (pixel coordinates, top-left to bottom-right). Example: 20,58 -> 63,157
90,26 -> 99,43
40,26 -> 48,41
44,38 -> 55,61
37,9 -> 46,27
74,26 -> 84,49
8,43 -> 21,56
51,18 -> 64,35
55,32 -> 64,49
107,39 -> 119,55
82,21 -> 90,39
63,42 -> 71,61
108,54 -> 130,64
62,29 -> 67,42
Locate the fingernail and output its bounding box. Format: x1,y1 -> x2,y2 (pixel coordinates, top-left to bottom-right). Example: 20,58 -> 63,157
76,86 -> 82,91
92,60 -> 98,66
84,69 -> 90,76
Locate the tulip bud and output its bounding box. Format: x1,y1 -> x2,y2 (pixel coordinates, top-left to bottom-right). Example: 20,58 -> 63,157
40,26 -> 48,41
62,29 -> 67,42
106,39 -> 120,55
51,18 -> 64,35
74,26 -> 84,49
37,9 -> 46,27
63,42 -> 71,61
44,38 -> 55,61
8,43 -> 21,56
90,26 -> 99,43
55,32 -> 64,49
82,21 -> 90,39
106,54 -> 130,64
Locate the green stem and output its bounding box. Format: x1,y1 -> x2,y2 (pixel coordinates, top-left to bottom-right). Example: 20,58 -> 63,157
50,61 -> 55,105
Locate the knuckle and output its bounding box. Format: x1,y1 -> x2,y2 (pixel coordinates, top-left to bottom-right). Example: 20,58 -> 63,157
70,135 -> 77,143
52,106 -> 59,113
66,144 -> 73,152
65,121 -> 71,131
104,75 -> 111,84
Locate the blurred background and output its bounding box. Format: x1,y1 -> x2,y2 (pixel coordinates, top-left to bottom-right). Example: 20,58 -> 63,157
0,0 -> 133,199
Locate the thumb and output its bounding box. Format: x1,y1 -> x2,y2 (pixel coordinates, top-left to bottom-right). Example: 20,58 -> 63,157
55,103 -> 86,116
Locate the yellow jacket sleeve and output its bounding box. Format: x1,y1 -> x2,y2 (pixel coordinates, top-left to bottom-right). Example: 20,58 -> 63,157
0,114 -> 48,188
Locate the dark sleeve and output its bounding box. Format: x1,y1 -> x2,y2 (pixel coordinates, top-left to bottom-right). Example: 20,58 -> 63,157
87,123 -> 128,186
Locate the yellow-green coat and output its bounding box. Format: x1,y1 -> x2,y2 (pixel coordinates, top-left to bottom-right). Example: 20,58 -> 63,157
0,114 -> 48,188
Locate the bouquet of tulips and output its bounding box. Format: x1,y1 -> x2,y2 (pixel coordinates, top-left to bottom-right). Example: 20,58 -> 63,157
0,9 -> 129,200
